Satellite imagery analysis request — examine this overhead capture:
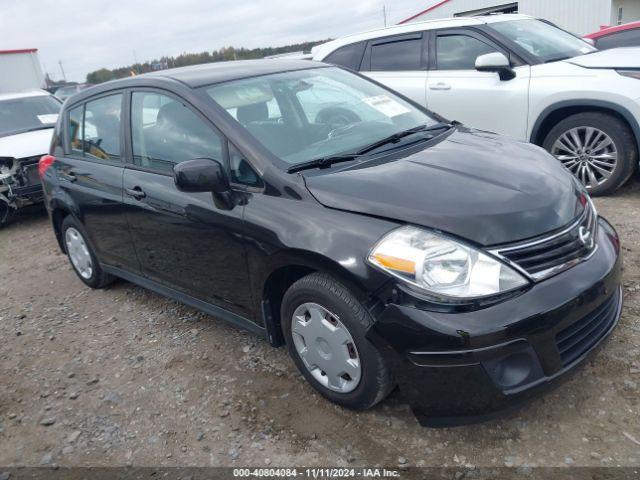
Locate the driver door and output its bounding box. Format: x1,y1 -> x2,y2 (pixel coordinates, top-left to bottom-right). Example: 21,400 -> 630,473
122,89 -> 253,317
426,28 -> 530,141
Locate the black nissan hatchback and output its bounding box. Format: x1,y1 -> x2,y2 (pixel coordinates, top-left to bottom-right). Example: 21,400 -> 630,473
40,60 -> 622,426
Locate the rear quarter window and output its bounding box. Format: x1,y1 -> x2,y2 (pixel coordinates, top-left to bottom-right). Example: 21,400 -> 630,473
68,105 -> 83,155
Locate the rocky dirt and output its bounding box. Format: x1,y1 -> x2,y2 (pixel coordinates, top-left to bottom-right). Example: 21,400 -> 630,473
0,183 -> 639,469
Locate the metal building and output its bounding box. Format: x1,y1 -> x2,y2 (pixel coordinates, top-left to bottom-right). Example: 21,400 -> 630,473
0,49 -> 46,93
399,0 -> 640,35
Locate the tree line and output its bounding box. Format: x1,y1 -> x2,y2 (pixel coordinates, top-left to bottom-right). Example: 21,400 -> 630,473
85,40 -> 330,84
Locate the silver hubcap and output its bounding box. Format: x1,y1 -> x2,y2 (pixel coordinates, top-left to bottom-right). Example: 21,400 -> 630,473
65,227 -> 93,280
551,126 -> 618,189
291,302 -> 361,393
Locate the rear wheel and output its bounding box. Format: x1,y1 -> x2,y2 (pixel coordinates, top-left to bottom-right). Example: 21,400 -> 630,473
61,216 -> 115,288
281,272 -> 394,410
543,112 -> 637,196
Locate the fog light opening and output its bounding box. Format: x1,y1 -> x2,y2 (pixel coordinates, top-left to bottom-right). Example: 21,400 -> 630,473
493,352 -> 533,388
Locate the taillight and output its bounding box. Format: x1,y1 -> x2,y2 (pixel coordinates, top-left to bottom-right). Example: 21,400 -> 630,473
39,155 -> 55,179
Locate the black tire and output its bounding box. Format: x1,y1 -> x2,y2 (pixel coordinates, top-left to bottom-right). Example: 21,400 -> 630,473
543,112 -> 637,196
61,215 -> 115,289
0,201 -> 15,229
281,272 -> 394,410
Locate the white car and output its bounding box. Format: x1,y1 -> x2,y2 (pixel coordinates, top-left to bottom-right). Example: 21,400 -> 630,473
0,90 -> 61,227
312,14 -> 640,195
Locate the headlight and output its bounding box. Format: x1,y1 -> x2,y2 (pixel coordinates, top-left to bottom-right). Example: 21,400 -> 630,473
368,226 -> 528,301
617,70 -> 640,81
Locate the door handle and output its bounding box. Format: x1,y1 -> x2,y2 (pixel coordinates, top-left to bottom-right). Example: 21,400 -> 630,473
125,187 -> 146,200
61,172 -> 77,182
429,82 -> 451,91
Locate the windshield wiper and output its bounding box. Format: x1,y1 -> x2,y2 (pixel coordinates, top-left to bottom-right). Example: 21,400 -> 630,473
354,122 -> 453,156
287,153 -> 363,173
286,122 -> 454,174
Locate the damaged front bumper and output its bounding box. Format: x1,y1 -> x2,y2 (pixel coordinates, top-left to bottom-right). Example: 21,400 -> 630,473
0,155 -> 44,211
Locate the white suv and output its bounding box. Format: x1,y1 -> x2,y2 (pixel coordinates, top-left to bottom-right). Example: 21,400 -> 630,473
312,14 -> 640,195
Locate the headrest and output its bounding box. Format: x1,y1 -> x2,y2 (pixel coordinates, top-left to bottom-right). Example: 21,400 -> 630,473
156,102 -> 195,128
237,102 -> 268,124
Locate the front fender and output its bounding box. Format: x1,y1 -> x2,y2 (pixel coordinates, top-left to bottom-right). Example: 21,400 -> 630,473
242,192 -> 399,320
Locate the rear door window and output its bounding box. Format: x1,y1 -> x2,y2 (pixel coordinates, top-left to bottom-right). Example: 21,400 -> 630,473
369,34 -> 423,71
83,94 -> 122,161
130,91 -> 223,174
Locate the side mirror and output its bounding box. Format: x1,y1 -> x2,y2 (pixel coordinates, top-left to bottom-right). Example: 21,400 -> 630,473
173,158 -> 229,193
475,52 -> 516,81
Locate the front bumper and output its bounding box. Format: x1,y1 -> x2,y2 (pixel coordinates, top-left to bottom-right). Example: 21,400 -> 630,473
366,217 -> 622,427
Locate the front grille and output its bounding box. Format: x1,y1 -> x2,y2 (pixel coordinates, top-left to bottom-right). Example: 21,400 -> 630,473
555,288 -> 620,366
491,200 -> 597,281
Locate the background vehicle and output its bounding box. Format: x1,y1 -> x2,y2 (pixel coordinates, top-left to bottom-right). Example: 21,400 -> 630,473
0,90 -> 60,227
0,49 -> 46,93
586,21 -> 640,49
40,60 -> 621,426
53,83 -> 93,101
312,14 -> 640,196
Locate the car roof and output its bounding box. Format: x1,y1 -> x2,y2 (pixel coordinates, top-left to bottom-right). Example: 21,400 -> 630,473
64,58 -> 331,105
103,59 -> 326,91
585,20 -> 640,39
144,58 -> 326,87
312,13 -> 533,59
0,89 -> 51,101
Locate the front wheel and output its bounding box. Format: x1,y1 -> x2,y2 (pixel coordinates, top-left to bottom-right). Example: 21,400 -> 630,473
281,273 -> 394,410
543,112 -> 637,196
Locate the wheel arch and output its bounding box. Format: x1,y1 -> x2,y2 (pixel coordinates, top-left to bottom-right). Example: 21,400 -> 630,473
530,100 -> 640,156
50,203 -> 73,253
260,251 -> 382,348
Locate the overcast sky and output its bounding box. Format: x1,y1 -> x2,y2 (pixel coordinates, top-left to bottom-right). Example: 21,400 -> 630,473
1,0 -> 432,82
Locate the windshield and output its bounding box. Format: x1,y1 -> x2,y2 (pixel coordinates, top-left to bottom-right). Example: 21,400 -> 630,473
205,67 -> 438,167
0,95 -> 60,137
489,19 -> 596,63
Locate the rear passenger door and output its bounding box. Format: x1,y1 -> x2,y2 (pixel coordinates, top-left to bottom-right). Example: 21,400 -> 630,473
122,89 -> 253,317
360,33 -> 429,106
59,92 -> 138,271
426,28 -> 530,140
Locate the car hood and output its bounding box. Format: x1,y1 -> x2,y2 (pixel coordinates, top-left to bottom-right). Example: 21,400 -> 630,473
0,128 -> 54,160
302,129 -> 584,246
567,47 -> 640,68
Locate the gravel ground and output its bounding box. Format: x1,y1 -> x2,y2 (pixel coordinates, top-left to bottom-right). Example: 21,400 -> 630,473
0,182 -> 639,469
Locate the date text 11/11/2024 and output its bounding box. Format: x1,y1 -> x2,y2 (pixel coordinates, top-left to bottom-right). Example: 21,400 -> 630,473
232,468 -> 402,478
